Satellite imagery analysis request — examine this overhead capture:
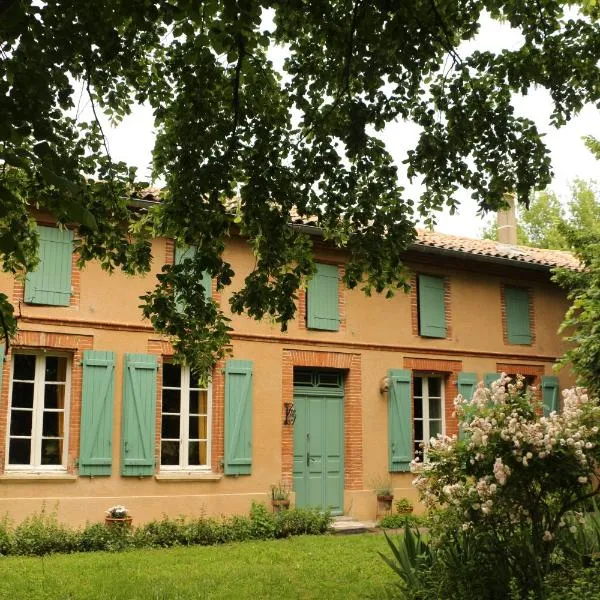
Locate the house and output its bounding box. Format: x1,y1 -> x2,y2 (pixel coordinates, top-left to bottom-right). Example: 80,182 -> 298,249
0,202 -> 578,525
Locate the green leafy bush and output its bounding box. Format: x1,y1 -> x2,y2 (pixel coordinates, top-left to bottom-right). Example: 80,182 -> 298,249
275,507 -> 331,537
13,509 -> 78,556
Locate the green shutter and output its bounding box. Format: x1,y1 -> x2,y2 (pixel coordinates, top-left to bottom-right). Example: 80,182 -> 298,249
224,359 -> 253,475
418,274 -> 446,338
307,263 -> 339,331
484,373 -> 499,389
542,376 -> 560,417
505,287 -> 532,345
388,369 -> 412,472
121,353 -> 157,476
25,226 -> 73,306
175,244 -> 211,298
457,372 -> 477,440
79,351 -> 115,476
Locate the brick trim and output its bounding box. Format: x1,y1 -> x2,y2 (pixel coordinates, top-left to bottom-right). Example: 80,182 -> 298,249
297,263 -> 346,332
0,330 -> 94,475
501,285 -> 536,346
410,273 -> 453,339
147,339 -> 223,474
281,349 -> 362,490
403,356 -> 462,437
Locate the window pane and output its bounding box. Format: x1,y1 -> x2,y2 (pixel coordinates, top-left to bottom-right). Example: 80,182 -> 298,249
429,420 -> 442,438
43,412 -> 62,437
428,378 -> 441,397
45,356 -> 67,383
161,415 -> 180,439
9,438 -> 31,464
13,355 -> 35,381
11,382 -> 34,408
189,390 -> 208,415
189,414 -> 208,440
10,410 -> 32,436
161,441 -> 179,466
189,370 -> 202,389
188,441 -> 207,466
429,397 -> 441,419
414,419 -> 423,442
44,384 -> 65,409
413,397 -> 423,419
413,377 -> 422,397
163,363 -> 181,388
41,439 -> 62,465
162,389 -> 181,414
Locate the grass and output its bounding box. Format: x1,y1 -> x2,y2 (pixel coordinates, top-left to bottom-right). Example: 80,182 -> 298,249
0,533 -> 397,599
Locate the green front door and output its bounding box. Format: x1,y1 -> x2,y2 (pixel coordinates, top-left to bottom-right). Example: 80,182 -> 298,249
293,369 -> 344,514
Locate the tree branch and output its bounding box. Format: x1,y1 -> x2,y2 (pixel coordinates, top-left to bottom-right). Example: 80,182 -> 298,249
428,0 -> 462,66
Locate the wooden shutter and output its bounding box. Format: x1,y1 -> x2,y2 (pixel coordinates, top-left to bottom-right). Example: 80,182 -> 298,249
175,244 -> 211,298
224,359 -> 253,475
121,353 -> 157,476
25,226 -> 73,306
79,351 -> 115,476
307,263 -> 339,331
484,373 -> 499,389
505,287 -> 532,345
418,275 -> 446,338
457,372 -> 477,439
542,376 -> 560,416
388,369 -> 412,472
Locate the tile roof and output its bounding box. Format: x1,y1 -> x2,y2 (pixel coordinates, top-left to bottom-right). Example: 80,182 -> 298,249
132,190 -> 579,270
412,229 -> 580,270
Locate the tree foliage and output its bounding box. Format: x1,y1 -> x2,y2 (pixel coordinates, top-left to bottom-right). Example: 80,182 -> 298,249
3,1 -> 600,368
482,180 -> 600,249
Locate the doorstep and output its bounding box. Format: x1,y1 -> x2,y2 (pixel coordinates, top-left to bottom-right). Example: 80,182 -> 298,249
330,516 -> 377,535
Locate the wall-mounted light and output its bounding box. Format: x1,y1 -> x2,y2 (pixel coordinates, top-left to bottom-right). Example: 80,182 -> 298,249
379,376 -> 390,394
284,402 -> 296,425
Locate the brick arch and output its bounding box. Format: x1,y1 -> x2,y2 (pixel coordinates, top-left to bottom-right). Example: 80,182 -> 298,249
281,349 -> 363,490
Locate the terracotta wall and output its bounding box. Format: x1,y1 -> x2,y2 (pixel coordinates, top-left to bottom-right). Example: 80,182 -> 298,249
0,232 -> 575,524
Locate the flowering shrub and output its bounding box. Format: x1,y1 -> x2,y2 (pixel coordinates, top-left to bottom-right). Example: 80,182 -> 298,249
412,375 -> 600,598
106,505 -> 129,519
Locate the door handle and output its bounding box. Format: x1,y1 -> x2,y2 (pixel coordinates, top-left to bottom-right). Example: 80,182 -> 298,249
306,452 -> 310,467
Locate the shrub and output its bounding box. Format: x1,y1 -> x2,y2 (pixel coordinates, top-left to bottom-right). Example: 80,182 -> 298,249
13,508 -> 78,556
275,507 -> 331,537
385,377 -> 600,599
249,502 -> 277,539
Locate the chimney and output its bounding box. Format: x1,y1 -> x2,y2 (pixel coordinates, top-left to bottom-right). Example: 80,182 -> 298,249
497,192 -> 517,245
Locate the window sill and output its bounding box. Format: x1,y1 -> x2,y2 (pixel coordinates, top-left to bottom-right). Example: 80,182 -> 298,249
155,472 -> 222,482
0,472 -> 77,482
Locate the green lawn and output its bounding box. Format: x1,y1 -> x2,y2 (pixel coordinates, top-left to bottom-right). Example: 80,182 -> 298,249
0,533 -> 397,599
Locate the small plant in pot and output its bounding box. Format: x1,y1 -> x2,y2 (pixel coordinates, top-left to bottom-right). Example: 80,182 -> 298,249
105,505 -> 132,528
270,482 -> 291,512
395,497 -> 414,515
374,479 -> 394,509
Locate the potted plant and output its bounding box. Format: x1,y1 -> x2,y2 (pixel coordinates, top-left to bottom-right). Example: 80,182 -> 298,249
270,482 -> 291,512
374,479 -> 394,510
105,505 -> 133,528
395,497 -> 414,515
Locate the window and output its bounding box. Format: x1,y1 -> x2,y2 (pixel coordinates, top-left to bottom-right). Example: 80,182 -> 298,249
504,286 -> 532,345
7,352 -> 70,469
417,275 -> 446,338
413,375 -> 444,461
161,363 -> 211,470
306,263 -> 340,331
24,226 -> 73,306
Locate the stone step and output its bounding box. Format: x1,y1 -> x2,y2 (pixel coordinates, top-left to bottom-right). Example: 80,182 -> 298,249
330,517 -> 375,535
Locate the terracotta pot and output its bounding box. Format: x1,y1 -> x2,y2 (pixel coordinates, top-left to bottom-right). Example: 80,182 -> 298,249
397,507 -> 414,515
271,499 -> 290,512
105,516 -> 133,528
377,494 -> 394,504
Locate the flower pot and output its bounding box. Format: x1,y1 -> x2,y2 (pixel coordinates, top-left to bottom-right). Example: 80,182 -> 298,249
377,494 -> 394,504
105,516 -> 133,528
397,507 -> 414,515
271,499 -> 290,513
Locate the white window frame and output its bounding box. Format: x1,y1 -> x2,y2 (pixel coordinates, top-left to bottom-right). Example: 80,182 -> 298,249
413,374 -> 445,459
6,350 -> 71,471
160,364 -> 212,472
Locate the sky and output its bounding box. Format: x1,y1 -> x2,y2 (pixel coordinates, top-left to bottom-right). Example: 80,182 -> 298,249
80,12 -> 600,239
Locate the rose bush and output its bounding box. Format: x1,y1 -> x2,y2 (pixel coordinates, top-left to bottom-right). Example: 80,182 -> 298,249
410,375 -> 600,598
